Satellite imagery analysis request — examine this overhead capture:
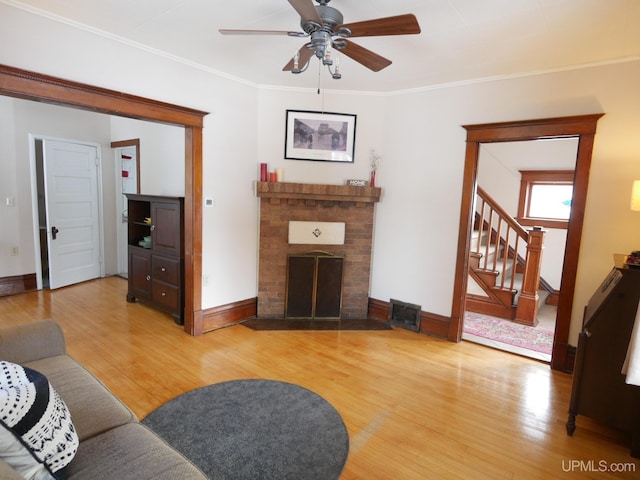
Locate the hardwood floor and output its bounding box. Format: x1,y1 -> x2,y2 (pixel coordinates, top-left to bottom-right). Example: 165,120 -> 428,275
1,277 -> 638,479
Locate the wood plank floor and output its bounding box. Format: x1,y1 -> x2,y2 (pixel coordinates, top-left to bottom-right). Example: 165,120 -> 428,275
1,277 -> 638,479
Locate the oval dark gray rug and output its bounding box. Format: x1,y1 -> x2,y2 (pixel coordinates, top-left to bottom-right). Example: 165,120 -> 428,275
142,379 -> 349,480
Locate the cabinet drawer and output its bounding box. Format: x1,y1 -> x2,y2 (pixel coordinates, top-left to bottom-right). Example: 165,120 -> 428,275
152,281 -> 179,312
151,256 -> 179,285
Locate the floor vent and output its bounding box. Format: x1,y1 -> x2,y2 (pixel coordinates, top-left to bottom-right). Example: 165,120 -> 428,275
389,299 -> 421,332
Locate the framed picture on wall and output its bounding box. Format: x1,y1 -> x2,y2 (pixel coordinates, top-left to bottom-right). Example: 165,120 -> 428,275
284,110 -> 356,163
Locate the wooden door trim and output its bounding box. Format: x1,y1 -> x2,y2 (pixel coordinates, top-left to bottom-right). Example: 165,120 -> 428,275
450,114 -> 604,372
111,139 -> 141,194
0,64 -> 208,335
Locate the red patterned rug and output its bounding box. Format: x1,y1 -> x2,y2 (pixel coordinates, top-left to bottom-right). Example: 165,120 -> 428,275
463,312 -> 553,355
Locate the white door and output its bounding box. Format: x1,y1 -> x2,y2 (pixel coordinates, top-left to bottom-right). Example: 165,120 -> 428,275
43,139 -> 102,289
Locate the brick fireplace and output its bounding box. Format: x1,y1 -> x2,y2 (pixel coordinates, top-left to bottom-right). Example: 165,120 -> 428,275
256,182 -> 381,319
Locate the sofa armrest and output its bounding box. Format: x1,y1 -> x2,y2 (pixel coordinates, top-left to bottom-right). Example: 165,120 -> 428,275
0,320 -> 66,364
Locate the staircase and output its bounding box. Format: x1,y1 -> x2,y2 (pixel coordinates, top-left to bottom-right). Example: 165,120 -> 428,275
466,187 -> 545,326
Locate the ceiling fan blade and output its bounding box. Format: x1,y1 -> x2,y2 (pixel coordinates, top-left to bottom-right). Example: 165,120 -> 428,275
283,46 -> 315,71
339,14 -> 421,38
338,40 -> 392,72
219,29 -> 306,37
288,0 -> 324,26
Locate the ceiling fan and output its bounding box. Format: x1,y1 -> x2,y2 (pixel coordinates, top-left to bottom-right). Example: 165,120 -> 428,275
219,0 -> 421,79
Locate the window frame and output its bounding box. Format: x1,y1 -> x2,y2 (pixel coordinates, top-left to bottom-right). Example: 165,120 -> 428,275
517,170 -> 575,229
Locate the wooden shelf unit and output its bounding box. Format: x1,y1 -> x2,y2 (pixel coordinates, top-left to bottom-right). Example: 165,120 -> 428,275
125,194 -> 184,323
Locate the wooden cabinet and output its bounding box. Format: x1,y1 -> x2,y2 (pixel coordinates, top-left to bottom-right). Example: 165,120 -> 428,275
566,265 -> 640,458
125,194 -> 184,324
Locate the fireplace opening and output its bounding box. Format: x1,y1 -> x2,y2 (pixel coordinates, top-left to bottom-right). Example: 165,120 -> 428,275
285,251 -> 344,320
389,299 -> 421,332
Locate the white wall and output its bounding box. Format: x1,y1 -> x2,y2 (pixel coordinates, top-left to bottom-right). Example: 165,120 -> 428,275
256,88 -> 385,185
0,98 -> 112,277
0,3 -> 260,310
0,97 -> 191,280
0,97 -> 20,275
110,118 -> 185,197
2,3 -> 640,346
369,61 -> 640,342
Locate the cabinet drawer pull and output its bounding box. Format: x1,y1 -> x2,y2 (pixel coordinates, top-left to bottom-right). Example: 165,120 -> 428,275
161,292 -> 167,297
161,267 -> 166,272
146,275 -> 151,281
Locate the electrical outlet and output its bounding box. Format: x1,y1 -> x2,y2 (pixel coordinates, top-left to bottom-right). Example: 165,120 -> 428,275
202,274 -> 209,286
10,246 -> 19,256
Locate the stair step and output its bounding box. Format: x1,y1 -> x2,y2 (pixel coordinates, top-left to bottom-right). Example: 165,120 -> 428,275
475,268 -> 499,288
492,287 -> 518,305
466,295 -> 517,319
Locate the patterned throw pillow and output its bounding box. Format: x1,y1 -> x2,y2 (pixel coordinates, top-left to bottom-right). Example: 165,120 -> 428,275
0,361 -> 79,479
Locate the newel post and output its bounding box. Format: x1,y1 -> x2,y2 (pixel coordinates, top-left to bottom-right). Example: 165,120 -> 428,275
514,227 -> 545,326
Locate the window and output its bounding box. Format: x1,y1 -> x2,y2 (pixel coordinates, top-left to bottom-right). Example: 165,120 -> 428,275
517,170 -> 574,229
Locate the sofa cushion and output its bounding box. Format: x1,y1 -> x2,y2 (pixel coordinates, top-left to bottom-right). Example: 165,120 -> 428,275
0,361 -> 79,479
0,321 -> 66,365
0,458 -> 25,480
24,356 -> 135,442
66,423 -> 207,480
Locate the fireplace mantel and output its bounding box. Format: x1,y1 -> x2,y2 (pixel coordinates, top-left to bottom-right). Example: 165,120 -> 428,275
255,181 -> 381,204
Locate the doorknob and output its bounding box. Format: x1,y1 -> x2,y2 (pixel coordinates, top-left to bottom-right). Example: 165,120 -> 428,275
51,226 -> 59,240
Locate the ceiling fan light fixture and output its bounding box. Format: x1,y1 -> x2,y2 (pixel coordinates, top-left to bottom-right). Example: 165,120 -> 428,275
310,31 -> 331,59
292,50 -> 310,74
331,56 -> 342,79
292,50 -> 300,72
322,41 -> 333,66
224,0 -> 421,81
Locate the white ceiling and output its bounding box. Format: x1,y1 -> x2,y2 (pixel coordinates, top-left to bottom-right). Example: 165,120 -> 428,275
7,0 -> 640,92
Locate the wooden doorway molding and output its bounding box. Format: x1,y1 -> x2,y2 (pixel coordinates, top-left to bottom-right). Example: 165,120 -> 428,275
449,114 -> 604,372
111,139 -> 141,194
0,64 -> 209,335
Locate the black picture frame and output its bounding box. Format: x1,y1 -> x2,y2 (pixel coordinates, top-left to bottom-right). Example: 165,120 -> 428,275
284,109 -> 356,163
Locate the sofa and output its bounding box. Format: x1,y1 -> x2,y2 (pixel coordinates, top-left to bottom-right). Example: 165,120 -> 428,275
0,320 -> 207,480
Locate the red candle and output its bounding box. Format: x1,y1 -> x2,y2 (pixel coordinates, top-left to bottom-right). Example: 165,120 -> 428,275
260,163 -> 268,182
269,172 -> 277,182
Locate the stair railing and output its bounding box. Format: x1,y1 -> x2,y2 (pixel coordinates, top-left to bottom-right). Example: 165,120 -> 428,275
472,187 -> 545,325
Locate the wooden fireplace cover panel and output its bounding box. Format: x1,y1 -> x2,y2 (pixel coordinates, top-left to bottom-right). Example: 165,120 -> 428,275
286,256 -> 315,318
285,254 -> 344,319
315,257 -> 344,318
